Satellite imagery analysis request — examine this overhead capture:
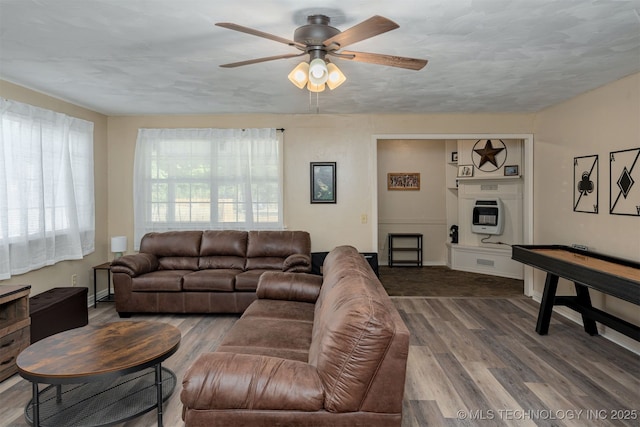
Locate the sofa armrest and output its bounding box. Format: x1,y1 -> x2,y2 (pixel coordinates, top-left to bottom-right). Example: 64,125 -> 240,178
110,253 -> 159,277
181,352 -> 324,411
282,253 -> 311,272
257,271 -> 323,303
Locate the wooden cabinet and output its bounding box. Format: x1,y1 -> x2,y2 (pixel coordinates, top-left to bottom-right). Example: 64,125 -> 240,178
0,285 -> 31,382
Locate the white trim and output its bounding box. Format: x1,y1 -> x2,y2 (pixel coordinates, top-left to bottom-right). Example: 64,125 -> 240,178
371,133 -> 535,296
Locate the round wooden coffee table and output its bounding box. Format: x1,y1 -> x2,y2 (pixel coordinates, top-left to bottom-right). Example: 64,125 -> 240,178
17,321 -> 181,427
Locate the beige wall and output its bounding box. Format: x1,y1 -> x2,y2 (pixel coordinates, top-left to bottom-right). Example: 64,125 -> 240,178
0,81 -> 109,298
532,72 -> 640,349
107,114 -> 535,255
377,139 -> 447,264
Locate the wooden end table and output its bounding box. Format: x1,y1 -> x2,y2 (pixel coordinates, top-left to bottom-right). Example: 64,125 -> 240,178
92,262 -> 114,308
17,321 -> 181,426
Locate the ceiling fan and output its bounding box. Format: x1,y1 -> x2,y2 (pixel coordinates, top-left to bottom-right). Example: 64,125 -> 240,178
215,14 -> 428,92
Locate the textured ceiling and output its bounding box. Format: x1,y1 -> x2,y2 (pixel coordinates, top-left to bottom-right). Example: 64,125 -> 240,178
1,0 -> 639,115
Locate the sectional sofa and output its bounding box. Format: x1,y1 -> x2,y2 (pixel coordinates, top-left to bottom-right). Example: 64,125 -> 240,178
181,245 -> 410,426
110,230 -> 311,316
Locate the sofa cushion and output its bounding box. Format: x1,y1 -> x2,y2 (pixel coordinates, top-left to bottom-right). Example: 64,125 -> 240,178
131,270 -> 188,292
200,230 -> 247,257
140,230 -> 202,257
309,254 -> 397,413
244,256 -> 285,271
158,256 -> 199,271
219,317 -> 313,362
235,270 -> 266,291
246,230 -> 311,258
198,256 -> 245,270
282,253 -> 312,272
183,269 -> 241,292
242,299 -> 315,323
215,345 -> 309,363
256,271 -> 322,303
181,353 -> 324,411
199,230 -> 247,269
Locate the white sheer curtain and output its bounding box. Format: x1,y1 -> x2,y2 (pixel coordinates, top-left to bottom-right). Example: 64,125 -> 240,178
133,128 -> 283,249
0,99 -> 95,279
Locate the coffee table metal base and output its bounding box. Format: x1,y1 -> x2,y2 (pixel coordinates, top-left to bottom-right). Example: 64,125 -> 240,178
24,366 -> 176,427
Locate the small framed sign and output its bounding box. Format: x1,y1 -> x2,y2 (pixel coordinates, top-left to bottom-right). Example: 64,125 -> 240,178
504,165 -> 519,176
387,173 -> 420,190
457,165 -> 474,177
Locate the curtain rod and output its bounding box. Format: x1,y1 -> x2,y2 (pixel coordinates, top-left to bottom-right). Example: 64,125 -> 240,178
241,128 -> 285,132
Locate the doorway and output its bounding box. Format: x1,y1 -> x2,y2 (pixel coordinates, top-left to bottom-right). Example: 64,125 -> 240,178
371,133 -> 534,296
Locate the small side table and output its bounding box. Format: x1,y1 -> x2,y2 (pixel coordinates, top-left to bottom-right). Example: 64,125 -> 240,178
93,262 -> 114,308
388,233 -> 423,267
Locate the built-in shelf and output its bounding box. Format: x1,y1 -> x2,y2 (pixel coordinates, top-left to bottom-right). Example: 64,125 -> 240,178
447,243 -> 523,279
457,175 -> 522,181
445,139 -> 525,280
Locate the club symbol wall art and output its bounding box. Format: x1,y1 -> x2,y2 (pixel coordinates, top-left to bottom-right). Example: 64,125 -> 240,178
573,155 -> 598,213
609,148 -> 639,216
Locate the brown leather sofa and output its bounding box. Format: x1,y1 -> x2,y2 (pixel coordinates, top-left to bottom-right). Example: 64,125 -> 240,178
110,230 -> 311,316
181,245 -> 410,426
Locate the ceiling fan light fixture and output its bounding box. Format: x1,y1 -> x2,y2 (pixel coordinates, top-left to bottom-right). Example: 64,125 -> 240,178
306,81 -> 325,92
288,61 -> 309,89
326,62 -> 346,90
308,58 -> 328,85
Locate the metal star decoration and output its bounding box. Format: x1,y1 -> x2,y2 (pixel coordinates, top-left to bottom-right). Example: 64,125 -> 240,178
473,139 -> 505,168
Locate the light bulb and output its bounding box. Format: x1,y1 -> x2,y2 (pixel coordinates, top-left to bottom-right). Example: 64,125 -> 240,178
308,58 -> 328,85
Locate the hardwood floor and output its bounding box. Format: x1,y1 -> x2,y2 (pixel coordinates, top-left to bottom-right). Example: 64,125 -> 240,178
1,298 -> 638,427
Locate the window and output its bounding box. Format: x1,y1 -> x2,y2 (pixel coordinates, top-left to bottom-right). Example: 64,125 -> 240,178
0,99 -> 95,279
133,128 -> 283,248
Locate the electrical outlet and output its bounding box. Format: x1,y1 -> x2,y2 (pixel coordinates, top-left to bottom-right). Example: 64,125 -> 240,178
71,274 -> 77,287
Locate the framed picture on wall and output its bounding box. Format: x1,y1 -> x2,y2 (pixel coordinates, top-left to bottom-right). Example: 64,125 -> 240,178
387,173 -> 420,190
504,165 -> 519,176
310,162 -> 336,203
457,165 -> 474,177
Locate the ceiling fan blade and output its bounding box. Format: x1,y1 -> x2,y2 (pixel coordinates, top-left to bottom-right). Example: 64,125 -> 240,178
336,50 -> 428,70
216,22 -> 305,49
323,15 -> 399,49
220,52 -> 305,68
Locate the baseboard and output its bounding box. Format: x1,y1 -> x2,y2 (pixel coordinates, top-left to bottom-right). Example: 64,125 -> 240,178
531,292 -> 640,355
380,261 -> 446,267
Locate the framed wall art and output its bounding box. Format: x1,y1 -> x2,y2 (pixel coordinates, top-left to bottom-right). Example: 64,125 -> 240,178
609,148 -> 639,216
387,173 -> 420,190
573,155 -> 598,213
457,165 -> 474,177
310,162 -> 336,203
504,165 -> 519,176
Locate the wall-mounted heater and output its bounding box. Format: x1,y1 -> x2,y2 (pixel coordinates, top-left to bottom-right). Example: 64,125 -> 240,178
472,198 -> 504,235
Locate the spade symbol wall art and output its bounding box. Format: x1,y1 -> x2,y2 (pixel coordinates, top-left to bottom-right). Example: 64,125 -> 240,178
609,148 -> 640,216
574,155 -> 598,213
